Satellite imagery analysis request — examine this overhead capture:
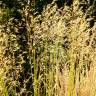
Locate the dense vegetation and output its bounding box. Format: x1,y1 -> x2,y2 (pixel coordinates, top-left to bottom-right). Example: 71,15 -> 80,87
0,0 -> 96,96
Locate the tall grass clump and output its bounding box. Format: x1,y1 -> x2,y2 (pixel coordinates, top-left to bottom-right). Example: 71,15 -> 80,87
0,0 -> 96,96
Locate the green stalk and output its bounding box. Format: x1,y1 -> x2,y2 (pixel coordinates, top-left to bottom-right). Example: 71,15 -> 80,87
33,49 -> 38,96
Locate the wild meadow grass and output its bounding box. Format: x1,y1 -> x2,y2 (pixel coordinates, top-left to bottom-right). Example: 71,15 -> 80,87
0,0 -> 96,96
